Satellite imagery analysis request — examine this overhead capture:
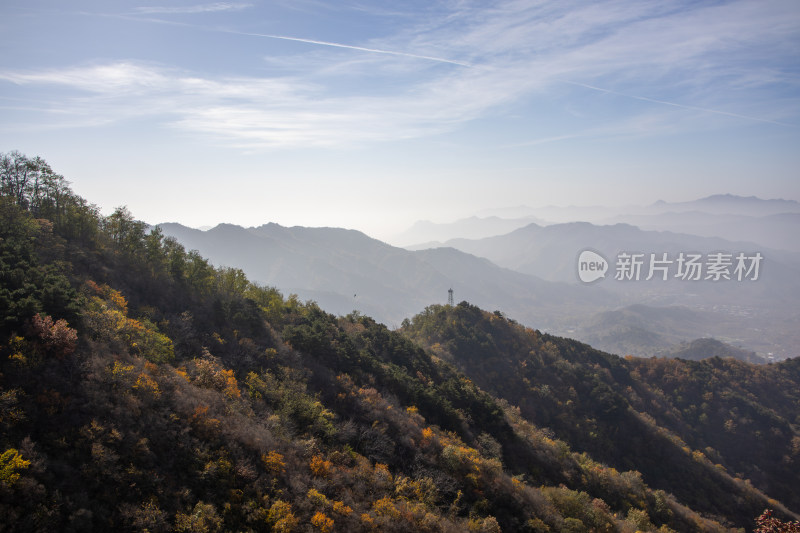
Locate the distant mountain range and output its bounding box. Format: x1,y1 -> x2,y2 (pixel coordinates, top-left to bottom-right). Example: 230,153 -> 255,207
158,222 -> 611,331
390,215 -> 545,247
160,210 -> 800,359
649,194 -> 800,216
413,220 -> 800,289
600,212 -> 800,252
397,194 -> 800,252
404,219 -> 800,358
480,194 -> 800,222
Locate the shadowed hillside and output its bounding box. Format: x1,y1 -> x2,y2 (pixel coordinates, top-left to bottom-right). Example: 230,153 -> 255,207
402,302 -> 800,526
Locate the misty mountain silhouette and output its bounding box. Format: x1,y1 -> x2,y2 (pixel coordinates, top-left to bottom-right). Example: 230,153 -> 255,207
399,194 -> 800,249
158,222 -> 611,330
650,194 -> 800,215
416,220 -> 800,357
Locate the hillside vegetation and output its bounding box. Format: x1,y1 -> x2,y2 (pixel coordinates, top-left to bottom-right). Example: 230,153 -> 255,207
1,152 -> 798,532
402,304 -> 800,525
654,338 -> 766,364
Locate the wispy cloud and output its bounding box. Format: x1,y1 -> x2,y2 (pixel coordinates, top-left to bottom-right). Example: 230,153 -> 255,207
0,61 -> 445,147
1,63 -> 171,94
2,0 -> 797,148
134,3 -> 252,15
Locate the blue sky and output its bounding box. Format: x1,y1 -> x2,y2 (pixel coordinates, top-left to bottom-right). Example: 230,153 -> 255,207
1,0 -> 798,239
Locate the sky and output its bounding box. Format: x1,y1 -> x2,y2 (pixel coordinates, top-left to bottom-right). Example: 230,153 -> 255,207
1,0 -> 799,241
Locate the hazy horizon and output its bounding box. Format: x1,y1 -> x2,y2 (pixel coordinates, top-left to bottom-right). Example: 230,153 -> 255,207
2,1 -> 799,240
160,192 -> 800,245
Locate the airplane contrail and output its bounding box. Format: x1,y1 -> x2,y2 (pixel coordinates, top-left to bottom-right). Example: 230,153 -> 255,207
104,12 -> 472,68
232,30 -> 473,68
561,80 -> 795,127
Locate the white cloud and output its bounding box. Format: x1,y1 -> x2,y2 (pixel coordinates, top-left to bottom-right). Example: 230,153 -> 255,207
1,63 -> 171,94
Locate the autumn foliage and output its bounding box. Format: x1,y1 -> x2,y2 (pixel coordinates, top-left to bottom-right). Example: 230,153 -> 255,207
756,510 -> 800,533
1,152 -> 799,532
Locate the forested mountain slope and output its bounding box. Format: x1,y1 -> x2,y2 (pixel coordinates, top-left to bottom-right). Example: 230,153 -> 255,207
401,303 -> 800,526
2,152 -> 798,532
